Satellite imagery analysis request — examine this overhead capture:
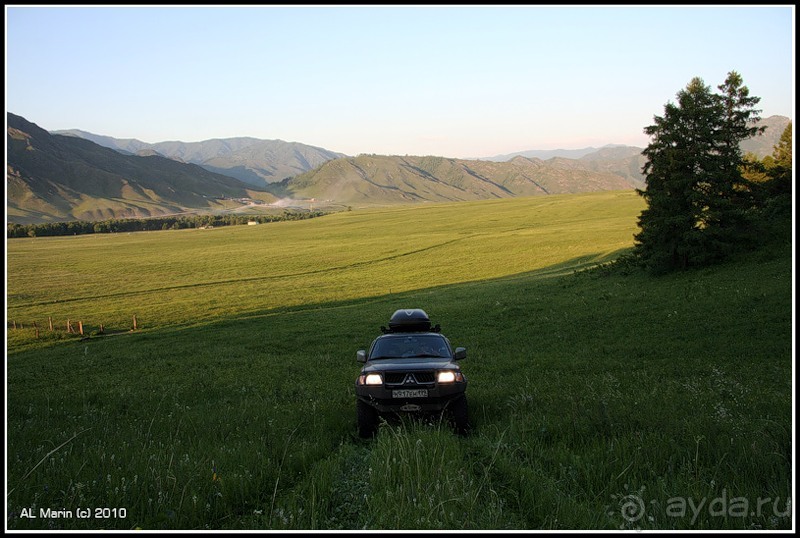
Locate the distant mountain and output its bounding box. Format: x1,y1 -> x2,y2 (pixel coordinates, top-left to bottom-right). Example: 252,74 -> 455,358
49,129 -> 153,155
273,154 -> 636,206
23,113 -> 788,219
8,113 -> 274,224
740,115 -> 792,158
480,146 -> 618,162
483,115 -> 789,163
577,146 -> 647,188
52,130 -> 346,187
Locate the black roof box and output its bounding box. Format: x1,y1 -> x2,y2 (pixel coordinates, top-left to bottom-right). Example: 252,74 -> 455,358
382,309 -> 440,333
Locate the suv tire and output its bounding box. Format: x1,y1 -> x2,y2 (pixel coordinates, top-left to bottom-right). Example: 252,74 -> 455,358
357,398 -> 379,438
448,395 -> 470,436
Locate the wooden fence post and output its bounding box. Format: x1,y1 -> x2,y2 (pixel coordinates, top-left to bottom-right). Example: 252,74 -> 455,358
49,317 -> 53,331
132,315 -> 138,331
78,321 -> 84,336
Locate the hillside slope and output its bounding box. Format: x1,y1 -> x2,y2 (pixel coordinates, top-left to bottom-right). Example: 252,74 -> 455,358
276,154 -> 637,205
53,129 -> 346,187
7,113 -> 274,224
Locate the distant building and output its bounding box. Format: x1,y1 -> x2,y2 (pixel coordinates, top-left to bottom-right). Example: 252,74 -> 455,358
247,221 -> 259,226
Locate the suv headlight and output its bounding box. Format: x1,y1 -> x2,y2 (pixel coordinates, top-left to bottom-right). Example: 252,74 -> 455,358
437,370 -> 463,383
358,373 -> 383,386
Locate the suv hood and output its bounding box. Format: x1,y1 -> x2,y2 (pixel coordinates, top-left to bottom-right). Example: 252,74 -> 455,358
361,358 -> 456,373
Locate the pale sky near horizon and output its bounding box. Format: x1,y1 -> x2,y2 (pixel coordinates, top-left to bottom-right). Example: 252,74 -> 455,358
5,5 -> 795,159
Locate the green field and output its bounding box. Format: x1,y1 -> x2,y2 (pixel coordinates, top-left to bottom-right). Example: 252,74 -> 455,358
5,190 -> 793,530
6,191 -> 643,341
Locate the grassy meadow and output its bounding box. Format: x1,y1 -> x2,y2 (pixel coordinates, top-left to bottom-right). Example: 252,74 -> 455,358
5,190 -> 793,530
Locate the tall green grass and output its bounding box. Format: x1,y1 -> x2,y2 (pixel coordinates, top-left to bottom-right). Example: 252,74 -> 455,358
6,192 -> 792,530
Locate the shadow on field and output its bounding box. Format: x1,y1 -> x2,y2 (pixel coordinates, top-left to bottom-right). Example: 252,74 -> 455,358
52,250 -> 629,440
114,249 -> 629,342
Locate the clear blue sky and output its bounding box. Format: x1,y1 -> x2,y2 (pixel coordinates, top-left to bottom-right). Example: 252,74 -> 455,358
5,5 -> 795,158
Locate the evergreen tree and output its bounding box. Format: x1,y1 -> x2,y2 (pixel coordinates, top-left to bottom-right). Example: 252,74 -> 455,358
762,121 -> 793,226
634,72 -> 765,273
635,77 -> 719,272
768,121 -> 793,191
703,71 -> 764,253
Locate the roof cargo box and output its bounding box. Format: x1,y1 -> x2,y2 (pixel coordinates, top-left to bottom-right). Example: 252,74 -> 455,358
387,309 -> 432,332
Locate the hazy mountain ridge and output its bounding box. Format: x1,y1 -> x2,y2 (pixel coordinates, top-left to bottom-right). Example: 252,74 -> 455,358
576,146 -> 649,186
739,115 -> 792,158
8,113 -> 274,224
274,153 -> 637,205
480,145 -> 621,162
271,114 -> 789,207
53,129 -> 347,187
482,116 -> 789,162
10,113 -> 789,223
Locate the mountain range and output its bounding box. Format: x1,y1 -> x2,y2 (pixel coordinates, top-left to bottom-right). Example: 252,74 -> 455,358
51,129 -> 347,188
6,113 -> 790,224
479,116 -> 788,164
7,113 -> 273,224
271,152 -> 640,205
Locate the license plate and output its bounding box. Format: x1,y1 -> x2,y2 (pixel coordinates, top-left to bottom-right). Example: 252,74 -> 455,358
392,389 -> 428,399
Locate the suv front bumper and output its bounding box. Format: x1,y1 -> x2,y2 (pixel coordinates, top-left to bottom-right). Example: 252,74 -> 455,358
356,383 -> 466,414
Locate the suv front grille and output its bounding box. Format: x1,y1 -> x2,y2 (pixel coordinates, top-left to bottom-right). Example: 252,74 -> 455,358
384,371 -> 436,385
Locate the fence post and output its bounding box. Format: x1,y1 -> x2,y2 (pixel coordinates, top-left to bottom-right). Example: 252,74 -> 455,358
132,315 -> 138,331
49,317 -> 53,331
79,321 -> 84,336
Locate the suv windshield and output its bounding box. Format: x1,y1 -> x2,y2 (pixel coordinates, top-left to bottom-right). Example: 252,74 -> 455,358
370,335 -> 451,359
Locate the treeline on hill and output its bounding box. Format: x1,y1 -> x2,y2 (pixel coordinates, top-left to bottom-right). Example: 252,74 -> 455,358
7,211 -> 328,238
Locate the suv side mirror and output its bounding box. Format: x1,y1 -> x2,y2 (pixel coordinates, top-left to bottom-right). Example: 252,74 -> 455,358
454,347 -> 466,361
357,350 -> 367,363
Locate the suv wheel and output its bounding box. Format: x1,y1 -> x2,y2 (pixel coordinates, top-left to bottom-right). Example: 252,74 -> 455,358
448,395 -> 470,436
357,399 -> 379,438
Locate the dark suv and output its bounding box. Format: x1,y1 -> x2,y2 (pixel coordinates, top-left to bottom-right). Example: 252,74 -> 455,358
355,309 -> 469,437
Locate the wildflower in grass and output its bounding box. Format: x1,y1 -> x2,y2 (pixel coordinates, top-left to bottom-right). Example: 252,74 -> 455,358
212,461 -> 218,482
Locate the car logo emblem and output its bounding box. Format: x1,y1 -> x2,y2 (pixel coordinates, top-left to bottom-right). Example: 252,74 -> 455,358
404,374 -> 416,385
